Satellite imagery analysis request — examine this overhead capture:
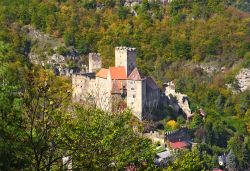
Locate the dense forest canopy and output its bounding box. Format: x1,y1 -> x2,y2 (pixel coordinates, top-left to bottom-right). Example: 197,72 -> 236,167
0,0 -> 250,170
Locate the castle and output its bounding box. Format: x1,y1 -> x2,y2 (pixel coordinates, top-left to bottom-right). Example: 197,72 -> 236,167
72,47 -> 160,120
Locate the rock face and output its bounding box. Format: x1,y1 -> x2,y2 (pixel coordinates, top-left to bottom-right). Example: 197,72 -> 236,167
124,0 -> 169,7
164,82 -> 193,119
236,68 -> 250,92
23,25 -> 84,76
199,64 -> 220,74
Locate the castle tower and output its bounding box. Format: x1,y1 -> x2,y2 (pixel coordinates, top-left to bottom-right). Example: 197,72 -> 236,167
115,47 -> 136,76
89,53 -> 102,73
127,68 -> 146,120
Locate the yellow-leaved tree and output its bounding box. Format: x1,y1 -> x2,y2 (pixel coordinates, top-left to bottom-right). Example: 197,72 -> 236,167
165,120 -> 179,131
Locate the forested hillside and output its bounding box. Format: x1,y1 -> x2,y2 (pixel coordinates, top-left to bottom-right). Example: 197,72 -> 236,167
0,0 -> 250,170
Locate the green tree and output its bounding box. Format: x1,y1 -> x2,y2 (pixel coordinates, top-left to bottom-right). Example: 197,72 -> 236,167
83,0 -> 97,10
228,134 -> 250,169
118,6 -> 128,20
215,95 -> 225,110
189,113 -> 203,130
172,39 -> 191,59
177,115 -> 186,125
21,68 -> 72,171
64,30 -> 75,46
226,150 -> 237,171
65,106 -> 156,170
0,41 -> 30,170
167,149 -> 205,171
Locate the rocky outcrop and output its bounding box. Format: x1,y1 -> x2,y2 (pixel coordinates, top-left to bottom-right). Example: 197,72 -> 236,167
164,82 -> 193,119
23,25 -> 84,76
199,64 -> 220,74
124,0 -> 169,6
236,68 -> 250,92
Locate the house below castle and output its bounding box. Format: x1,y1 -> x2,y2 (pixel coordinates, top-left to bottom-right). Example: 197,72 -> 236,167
72,47 -> 160,120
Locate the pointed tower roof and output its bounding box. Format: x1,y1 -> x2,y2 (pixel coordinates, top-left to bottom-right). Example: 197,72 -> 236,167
128,67 -> 145,81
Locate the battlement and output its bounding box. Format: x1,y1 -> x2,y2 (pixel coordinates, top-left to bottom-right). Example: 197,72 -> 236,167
115,46 -> 137,76
115,46 -> 136,51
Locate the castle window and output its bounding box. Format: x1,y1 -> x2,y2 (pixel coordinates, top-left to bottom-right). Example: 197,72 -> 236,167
131,88 -> 134,90
133,95 -> 135,98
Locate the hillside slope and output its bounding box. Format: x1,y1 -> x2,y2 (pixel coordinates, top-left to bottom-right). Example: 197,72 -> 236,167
0,0 -> 249,170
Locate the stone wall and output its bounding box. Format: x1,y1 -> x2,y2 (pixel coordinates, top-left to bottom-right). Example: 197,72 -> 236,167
127,79 -> 146,120
72,75 -> 90,102
89,53 -> 101,73
72,74 -> 112,111
146,89 -> 160,112
143,131 -> 165,147
95,77 -> 112,111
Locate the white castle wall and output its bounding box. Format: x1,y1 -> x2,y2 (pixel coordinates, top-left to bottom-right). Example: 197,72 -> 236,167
72,75 -> 88,102
95,77 -> 112,111
127,79 -> 146,120
89,53 -> 101,73
72,75 -> 96,102
72,47 -> 161,121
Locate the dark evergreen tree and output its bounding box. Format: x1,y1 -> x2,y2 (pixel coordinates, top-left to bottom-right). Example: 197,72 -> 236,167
226,150 -> 237,171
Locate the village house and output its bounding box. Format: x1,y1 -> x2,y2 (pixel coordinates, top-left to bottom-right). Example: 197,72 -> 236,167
72,47 -> 161,120
165,128 -> 191,151
154,150 -> 171,167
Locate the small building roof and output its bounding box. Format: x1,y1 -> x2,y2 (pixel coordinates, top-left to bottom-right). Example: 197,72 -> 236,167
169,141 -> 189,149
109,66 -> 127,80
128,67 -> 145,81
157,150 -> 171,159
96,68 -> 108,78
212,169 -> 223,171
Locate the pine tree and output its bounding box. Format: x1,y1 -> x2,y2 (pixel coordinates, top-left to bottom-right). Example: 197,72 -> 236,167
239,144 -> 250,169
226,150 -> 237,171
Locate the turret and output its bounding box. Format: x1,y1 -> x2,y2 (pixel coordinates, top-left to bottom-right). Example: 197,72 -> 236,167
126,67 -> 146,120
115,47 -> 136,77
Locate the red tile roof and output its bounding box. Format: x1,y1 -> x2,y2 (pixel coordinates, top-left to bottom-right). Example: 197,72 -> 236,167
109,66 -> 127,80
96,68 -> 108,78
213,169 -> 223,171
169,141 -> 188,149
128,67 -> 145,81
